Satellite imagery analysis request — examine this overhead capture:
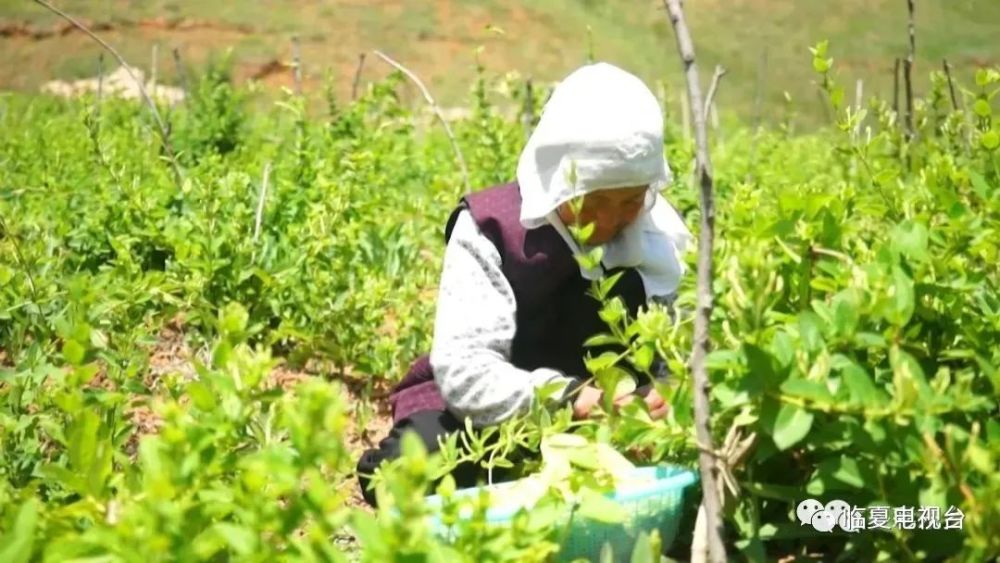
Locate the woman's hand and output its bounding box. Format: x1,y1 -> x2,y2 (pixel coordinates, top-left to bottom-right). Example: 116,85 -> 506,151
614,386 -> 670,420
573,384 -> 670,420
572,385 -> 604,419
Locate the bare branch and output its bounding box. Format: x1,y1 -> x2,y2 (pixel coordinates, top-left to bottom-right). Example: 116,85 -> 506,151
661,1 -> 726,561
351,52 -> 366,100
32,0 -> 183,186
373,50 -> 471,195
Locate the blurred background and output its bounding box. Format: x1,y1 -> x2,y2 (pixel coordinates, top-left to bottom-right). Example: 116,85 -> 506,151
1,0 -> 997,127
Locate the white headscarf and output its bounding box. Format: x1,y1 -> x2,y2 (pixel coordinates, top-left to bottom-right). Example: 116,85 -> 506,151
515,62 -> 693,299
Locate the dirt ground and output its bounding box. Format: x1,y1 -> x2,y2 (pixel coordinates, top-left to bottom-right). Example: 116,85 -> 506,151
132,315 -> 393,516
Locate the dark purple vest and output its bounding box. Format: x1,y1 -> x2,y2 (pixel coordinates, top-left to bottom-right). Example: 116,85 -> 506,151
388,182 -> 647,423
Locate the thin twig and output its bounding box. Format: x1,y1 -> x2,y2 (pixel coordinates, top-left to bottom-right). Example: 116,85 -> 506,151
351,52 -> 366,100
904,0 -> 916,140
253,162 -> 272,243
942,59 -> 959,111
97,52 -> 104,105
662,1 -> 726,562
893,57 -> 901,117
292,36 -> 303,96
703,65 -> 726,122
32,0 -> 183,186
373,50 -> 471,195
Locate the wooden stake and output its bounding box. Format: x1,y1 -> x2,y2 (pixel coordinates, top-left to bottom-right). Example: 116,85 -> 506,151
854,78 -> 864,137
150,42 -> 158,98
172,47 -> 188,97
253,162 -> 272,244
522,76 -> 535,135
292,35 -> 303,95
942,59 -> 959,111
893,57 -> 901,117
97,52 -> 104,105
904,0 -> 916,139
661,1 -> 726,561
351,52 -> 366,100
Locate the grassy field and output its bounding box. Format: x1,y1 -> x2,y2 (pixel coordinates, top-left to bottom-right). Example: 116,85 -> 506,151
1,0 -> 997,127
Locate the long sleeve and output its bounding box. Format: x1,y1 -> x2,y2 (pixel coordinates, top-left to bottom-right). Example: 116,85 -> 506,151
429,209 -> 577,427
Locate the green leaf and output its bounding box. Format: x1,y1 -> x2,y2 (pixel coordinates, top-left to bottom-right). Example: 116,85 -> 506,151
630,531 -> 654,563
38,464 -> 82,495
975,68 -> 991,86
973,99 -> 992,118
68,410 -> 99,477
780,378 -> 833,404
841,362 -> 885,407
772,404 -> 814,450
598,298 -> 627,326
890,346 -> 930,406
350,513 -> 386,555
981,130 -> 999,150
829,86 -> 845,110
566,448 -> 601,471
888,265 -> 915,326
577,488 -> 626,524
583,333 -> 621,348
814,455 -> 865,489
968,170 -> 994,199
631,344 -> 655,372
831,292 -> 859,337
585,352 -> 622,375
891,221 -> 929,262
797,312 -> 824,353
219,302 -> 249,336
213,523 -> 256,556
0,499 -> 38,563
62,340 -> 86,366
597,271 -> 625,300
187,381 -> 217,411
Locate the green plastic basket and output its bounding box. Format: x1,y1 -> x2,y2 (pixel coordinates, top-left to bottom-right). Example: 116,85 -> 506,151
424,465 -> 698,562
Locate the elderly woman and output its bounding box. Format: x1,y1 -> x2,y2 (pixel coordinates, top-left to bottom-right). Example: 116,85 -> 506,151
357,62 -> 692,506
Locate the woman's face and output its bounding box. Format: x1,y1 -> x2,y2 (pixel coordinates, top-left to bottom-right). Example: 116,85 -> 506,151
557,185 -> 648,245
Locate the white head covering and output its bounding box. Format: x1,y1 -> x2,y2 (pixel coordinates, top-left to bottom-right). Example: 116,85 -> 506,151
515,62 -> 693,298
